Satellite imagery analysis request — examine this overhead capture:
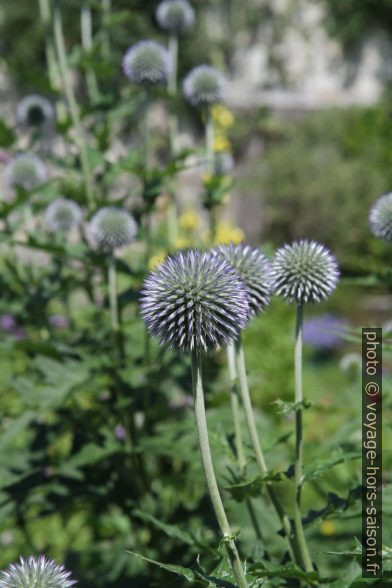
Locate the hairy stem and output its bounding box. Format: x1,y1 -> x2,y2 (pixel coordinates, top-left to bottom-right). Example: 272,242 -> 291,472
294,303 -> 314,572
81,1 -> 99,102
53,0 -> 95,210
191,351 -> 248,588
234,336 -> 302,566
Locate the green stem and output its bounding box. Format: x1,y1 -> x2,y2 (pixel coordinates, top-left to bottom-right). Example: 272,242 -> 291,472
108,254 -> 119,332
205,109 -> 217,241
227,343 -> 263,542
227,343 -> 246,471
234,336 -> 302,567
191,352 -> 248,588
53,0 -> 95,210
38,0 -> 60,91
81,1 -> 99,103
167,33 -> 179,247
101,0 -> 111,58
294,303 -> 314,572
142,91 -> 152,268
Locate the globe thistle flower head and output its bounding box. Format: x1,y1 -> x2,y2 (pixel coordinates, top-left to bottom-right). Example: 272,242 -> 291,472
369,193 -> 392,242
214,243 -> 271,318
140,250 -> 249,353
4,153 -> 47,191
183,65 -> 226,107
0,556 -> 76,588
122,40 -> 171,86
271,240 -> 339,304
156,0 -> 195,34
89,207 -> 137,251
16,95 -> 54,129
45,198 -> 83,232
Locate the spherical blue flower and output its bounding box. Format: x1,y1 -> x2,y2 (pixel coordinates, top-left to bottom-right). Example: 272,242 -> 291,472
156,0 -> 195,34
183,65 -> 226,107
89,207 -> 137,250
0,556 -> 76,587
369,193 -> 392,242
4,153 -> 47,190
213,243 -> 271,318
271,240 -> 339,304
45,198 -> 83,232
140,249 -> 249,353
16,95 -> 54,128
122,40 -> 171,86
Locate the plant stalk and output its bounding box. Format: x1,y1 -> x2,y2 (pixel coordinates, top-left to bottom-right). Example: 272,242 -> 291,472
294,303 -> 314,572
227,343 -> 263,542
108,254 -> 119,332
205,109 -> 217,241
53,0 -> 95,210
38,0 -> 60,91
227,343 -> 246,471
167,33 -> 179,246
191,351 -> 248,588
81,1 -> 99,102
101,0 -> 111,58
234,336 -> 302,567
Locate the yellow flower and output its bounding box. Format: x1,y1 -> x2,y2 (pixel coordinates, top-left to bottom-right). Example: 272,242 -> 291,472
211,105 -> 234,129
214,133 -> 231,153
320,520 -> 336,537
179,210 -> 200,231
214,223 -> 244,245
174,237 -> 191,249
148,250 -> 167,270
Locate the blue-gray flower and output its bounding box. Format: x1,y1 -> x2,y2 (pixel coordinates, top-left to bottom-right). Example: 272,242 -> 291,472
140,250 -> 249,353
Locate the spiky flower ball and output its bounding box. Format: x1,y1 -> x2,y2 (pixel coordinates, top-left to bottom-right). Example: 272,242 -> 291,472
140,250 -> 249,353
214,243 -> 271,318
183,65 -> 226,107
45,198 -> 83,232
271,240 -> 339,304
122,40 -> 171,86
156,0 -> 195,34
89,207 -> 137,251
16,95 -> 54,129
4,153 -> 47,190
0,556 -> 76,588
369,193 -> 392,242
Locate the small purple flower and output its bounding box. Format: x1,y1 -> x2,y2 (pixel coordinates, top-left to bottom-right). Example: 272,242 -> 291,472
49,315 -> 70,329
115,425 -> 127,441
0,314 -> 16,332
303,314 -> 348,350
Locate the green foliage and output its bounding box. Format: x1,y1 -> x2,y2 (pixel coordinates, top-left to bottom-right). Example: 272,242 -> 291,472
251,106 -> 392,273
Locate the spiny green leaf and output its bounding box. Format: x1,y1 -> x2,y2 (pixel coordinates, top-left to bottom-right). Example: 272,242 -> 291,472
126,551 -> 196,583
